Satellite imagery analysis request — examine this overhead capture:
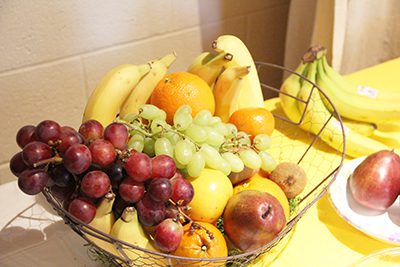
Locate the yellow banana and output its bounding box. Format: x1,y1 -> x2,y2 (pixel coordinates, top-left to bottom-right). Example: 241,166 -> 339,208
119,52 -> 177,119
279,61 -> 308,123
213,65 -> 250,122
297,60 -> 391,158
188,51 -> 233,86
86,192 -> 116,252
375,121 -> 400,132
341,117 -> 376,137
317,54 -> 400,123
82,63 -> 151,127
212,35 -> 265,109
370,129 -> 400,148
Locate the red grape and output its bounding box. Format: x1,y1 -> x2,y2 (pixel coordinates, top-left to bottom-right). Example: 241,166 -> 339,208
50,183 -> 75,203
35,120 -> 61,143
63,144 -> 92,174
79,120 -> 103,143
136,194 -> 165,226
105,161 -> 125,190
118,178 -> 145,203
147,178 -> 172,202
18,169 -> 50,195
112,195 -> 129,219
164,204 -> 180,220
153,218 -> 183,252
170,176 -> 194,205
16,125 -> 37,148
80,170 -> 110,199
68,197 -> 96,224
104,122 -> 128,150
151,155 -> 176,179
50,164 -> 75,187
9,151 -> 29,176
124,152 -> 152,182
89,139 -> 116,168
57,126 -> 83,154
22,141 -> 52,167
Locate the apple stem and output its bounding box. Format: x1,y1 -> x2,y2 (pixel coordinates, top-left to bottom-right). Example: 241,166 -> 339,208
262,204 -> 273,219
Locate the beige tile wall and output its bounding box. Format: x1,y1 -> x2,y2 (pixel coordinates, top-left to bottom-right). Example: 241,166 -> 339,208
0,0 -> 289,184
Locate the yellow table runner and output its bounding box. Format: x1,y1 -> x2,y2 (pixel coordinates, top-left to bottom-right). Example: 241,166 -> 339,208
253,58 -> 400,267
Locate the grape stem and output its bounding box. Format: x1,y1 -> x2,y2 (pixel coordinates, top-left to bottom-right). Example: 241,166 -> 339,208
33,155 -> 63,168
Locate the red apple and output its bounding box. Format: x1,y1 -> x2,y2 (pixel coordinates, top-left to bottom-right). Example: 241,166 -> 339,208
349,150 -> 400,211
223,190 -> 286,252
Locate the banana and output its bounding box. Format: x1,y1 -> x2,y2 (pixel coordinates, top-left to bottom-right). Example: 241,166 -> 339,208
375,121 -> 400,132
82,63 -> 151,127
212,35 -> 265,109
370,129 -> 400,148
279,61 -> 308,123
86,192 -> 116,252
296,59 -> 391,158
341,117 -> 376,137
317,54 -> 400,123
119,52 -> 177,119
188,51 -> 233,86
213,65 -> 251,122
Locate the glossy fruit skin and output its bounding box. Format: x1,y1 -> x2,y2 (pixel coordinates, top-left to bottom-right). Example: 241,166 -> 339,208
229,107 -> 275,139
233,173 -> 290,220
349,150 -> 400,211
223,190 -> 286,252
172,221 -> 227,266
187,168 -> 233,223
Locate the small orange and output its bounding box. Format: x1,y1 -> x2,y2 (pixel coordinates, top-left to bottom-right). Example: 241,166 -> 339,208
172,221 -> 227,266
229,107 -> 275,139
150,72 -> 215,124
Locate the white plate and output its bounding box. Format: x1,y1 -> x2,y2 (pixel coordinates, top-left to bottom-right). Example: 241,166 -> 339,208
329,157 -> 400,245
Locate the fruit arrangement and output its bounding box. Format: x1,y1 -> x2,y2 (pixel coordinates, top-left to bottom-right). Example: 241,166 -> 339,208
280,45 -> 400,159
9,35 -> 345,266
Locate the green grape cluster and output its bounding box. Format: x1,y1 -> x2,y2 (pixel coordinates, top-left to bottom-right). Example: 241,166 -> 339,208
119,104 -> 277,177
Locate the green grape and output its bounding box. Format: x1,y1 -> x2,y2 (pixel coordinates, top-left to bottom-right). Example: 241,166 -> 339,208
193,110 -> 212,126
174,139 -> 195,165
184,124 -> 208,143
218,158 -> 232,176
213,122 -> 230,137
163,131 -> 181,145
253,134 -> 272,151
143,137 -> 155,157
122,113 -> 137,123
205,127 -> 225,148
139,104 -> 162,120
221,152 -> 244,173
209,116 -> 222,125
174,105 -> 193,131
154,109 -> 167,121
186,152 -> 205,177
200,144 -> 223,170
154,137 -> 174,157
151,119 -> 169,134
225,123 -> 238,138
127,133 -> 145,152
237,131 -> 251,146
259,151 -> 277,173
239,149 -> 261,170
174,154 -> 186,170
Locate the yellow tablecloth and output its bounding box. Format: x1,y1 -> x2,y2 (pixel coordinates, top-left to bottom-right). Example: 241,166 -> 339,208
258,58 -> 400,266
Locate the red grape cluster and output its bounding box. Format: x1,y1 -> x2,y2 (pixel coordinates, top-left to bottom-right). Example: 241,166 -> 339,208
10,119 -> 195,252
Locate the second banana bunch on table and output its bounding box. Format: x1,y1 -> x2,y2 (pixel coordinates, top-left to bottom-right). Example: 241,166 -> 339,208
280,46 -> 400,158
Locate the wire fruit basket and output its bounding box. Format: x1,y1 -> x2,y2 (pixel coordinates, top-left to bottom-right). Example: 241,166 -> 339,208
42,61 -> 346,267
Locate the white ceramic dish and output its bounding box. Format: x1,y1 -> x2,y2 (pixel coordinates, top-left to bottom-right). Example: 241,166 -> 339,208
329,157 -> 400,245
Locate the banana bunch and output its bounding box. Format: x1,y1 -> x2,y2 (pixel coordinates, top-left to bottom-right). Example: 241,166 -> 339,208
279,46 -> 399,158
188,35 -> 265,122
82,52 -> 177,127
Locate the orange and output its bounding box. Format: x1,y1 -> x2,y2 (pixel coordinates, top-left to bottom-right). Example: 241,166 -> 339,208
172,221 -> 227,266
150,72 -> 215,124
233,172 -> 290,219
228,107 -> 275,139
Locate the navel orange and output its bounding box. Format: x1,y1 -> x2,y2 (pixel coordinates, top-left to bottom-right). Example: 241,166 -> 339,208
229,107 -> 275,139
150,72 -> 215,124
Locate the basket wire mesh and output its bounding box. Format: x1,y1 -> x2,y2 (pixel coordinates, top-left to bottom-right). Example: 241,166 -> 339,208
39,61 -> 346,267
